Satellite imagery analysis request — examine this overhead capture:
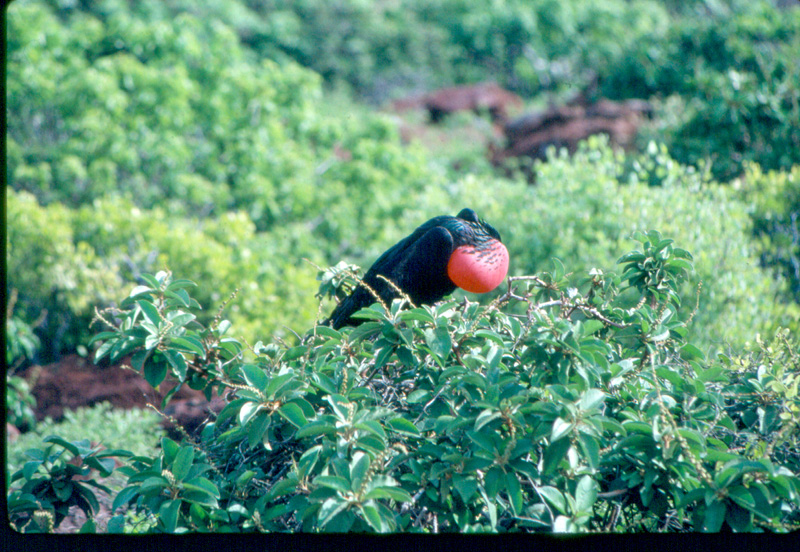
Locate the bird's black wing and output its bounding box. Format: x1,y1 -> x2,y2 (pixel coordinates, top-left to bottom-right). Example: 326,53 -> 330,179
387,225 -> 456,305
364,215 -> 454,277
327,218 -> 457,329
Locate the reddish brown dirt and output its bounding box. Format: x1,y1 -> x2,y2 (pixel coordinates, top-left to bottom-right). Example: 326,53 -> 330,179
16,354 -> 223,436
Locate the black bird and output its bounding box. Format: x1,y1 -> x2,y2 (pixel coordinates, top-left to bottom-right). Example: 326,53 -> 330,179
327,208 -> 509,329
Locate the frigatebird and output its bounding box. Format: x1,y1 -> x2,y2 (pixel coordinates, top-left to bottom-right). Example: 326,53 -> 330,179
327,208 -> 509,329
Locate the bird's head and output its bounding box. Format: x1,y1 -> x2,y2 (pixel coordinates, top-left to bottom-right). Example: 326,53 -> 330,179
446,209 -> 509,294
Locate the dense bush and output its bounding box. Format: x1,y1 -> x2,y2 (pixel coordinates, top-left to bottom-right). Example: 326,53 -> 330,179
740,163 -> 800,302
7,0 -> 409,224
605,1 -> 800,181
6,402 -> 166,479
7,189 -> 323,355
10,237 -> 800,533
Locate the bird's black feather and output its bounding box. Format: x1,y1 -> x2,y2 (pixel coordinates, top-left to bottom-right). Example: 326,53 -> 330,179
326,208 -> 502,329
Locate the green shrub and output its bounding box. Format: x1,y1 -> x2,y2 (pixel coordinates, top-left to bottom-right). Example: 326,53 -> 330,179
6,291 -> 42,370
7,435 -> 133,533
6,376 -> 38,434
740,163 -> 800,303
605,1 -> 800,181
6,190 -> 123,358
53,244 -> 800,533
7,189 -> 324,356
6,402 -> 164,533
8,0 -> 796,369
6,402 -> 165,479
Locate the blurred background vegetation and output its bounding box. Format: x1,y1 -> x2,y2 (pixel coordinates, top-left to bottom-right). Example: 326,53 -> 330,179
6,0 -> 800,370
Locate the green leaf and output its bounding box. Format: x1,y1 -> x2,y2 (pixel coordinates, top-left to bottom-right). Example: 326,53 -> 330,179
107,515 -> 126,533
617,252 -> 646,264
183,476 -> 220,498
83,455 -> 116,476
581,320 -> 605,335
296,420 -> 337,438
164,289 -> 191,308
43,435 -> 81,455
468,430 -> 498,454
139,476 -> 169,496
144,358 -> 167,389
160,499 -> 181,533
315,475 -> 351,493
355,420 -> 387,440
362,486 -> 412,503
360,503 -> 384,532
425,326 -> 451,360
241,364 -> 269,391
666,258 -> 693,272
166,279 -> 197,291
318,497 -> 350,528
387,417 -> 420,436
170,336 -> 205,357
247,411 -> 272,448
454,476 -> 479,503
182,490 -> 218,509
374,345 -> 394,370
474,329 -> 507,346
542,438 -> 571,475
129,285 -> 154,298
538,486 -> 567,514
578,389 -> 605,411
130,349 -> 149,373
162,349 -> 187,381
109,487 -> 138,512
283,346 -> 307,361
171,446 -> 195,482
139,273 -> 161,289
398,309 -> 434,323
350,452 -> 371,491
167,311 -> 196,328
551,417 -> 573,442
577,432 -> 600,469
315,325 -> 342,339
475,409 -> 503,431
93,338 -> 117,363
504,473 -> 523,515
727,486 -> 756,511
22,461 -> 42,480
137,299 -> 162,327
277,402 -> 308,429
574,476 -> 598,513
656,366 -> 685,388
703,501 -> 726,532
88,331 -> 118,347
264,372 -> 298,399
311,372 -> 337,395
406,389 -> 432,404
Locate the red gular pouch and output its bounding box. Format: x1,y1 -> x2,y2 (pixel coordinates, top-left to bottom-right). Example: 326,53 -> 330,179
447,240 -> 509,294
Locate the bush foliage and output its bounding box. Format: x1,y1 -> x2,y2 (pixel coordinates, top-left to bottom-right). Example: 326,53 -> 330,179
10,236 -> 800,533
